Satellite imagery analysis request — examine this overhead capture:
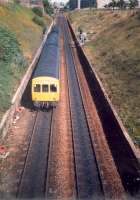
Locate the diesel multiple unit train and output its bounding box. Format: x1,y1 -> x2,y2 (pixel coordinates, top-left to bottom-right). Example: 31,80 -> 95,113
31,25 -> 60,108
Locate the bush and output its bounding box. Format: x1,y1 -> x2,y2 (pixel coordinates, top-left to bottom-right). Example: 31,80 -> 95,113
33,16 -> 45,28
0,26 -> 22,63
32,7 -> 43,17
0,26 -> 26,112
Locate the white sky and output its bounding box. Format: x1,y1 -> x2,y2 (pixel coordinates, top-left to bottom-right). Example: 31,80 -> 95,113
50,0 -> 69,4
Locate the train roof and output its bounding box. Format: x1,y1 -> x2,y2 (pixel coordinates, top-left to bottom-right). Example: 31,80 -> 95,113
33,25 -> 60,79
46,25 -> 59,45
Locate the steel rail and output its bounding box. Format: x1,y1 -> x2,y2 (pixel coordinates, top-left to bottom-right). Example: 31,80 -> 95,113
62,15 -> 103,199
16,110 -> 38,197
16,109 -> 54,199
61,17 -> 78,199
45,108 -> 59,198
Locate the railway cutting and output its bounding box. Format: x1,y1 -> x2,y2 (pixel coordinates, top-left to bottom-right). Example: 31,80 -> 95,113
1,13 -> 140,200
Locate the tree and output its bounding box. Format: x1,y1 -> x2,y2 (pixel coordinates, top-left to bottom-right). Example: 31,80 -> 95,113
64,1 -> 70,10
108,0 -> 117,10
116,0 -> 127,9
43,0 -> 53,16
128,0 -> 138,9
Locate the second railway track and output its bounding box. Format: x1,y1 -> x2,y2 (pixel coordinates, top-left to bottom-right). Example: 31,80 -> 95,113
62,16 -> 103,199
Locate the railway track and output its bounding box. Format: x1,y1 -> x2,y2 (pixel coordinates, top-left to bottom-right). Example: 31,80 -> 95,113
61,16 -> 103,199
16,109 -> 54,198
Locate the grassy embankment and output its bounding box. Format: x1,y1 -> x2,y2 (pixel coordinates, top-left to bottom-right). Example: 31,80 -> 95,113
0,3 -> 51,120
69,10 -> 140,145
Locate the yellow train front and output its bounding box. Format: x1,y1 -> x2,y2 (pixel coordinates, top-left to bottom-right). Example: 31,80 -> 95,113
31,25 -> 60,108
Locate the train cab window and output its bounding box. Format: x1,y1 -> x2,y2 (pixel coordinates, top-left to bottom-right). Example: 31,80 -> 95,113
42,84 -> 49,92
34,84 -> 40,92
50,84 -> 57,92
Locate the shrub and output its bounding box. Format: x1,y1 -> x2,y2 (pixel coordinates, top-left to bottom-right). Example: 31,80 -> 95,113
0,26 -> 22,63
33,16 -> 45,28
0,26 -> 26,111
32,7 -> 43,17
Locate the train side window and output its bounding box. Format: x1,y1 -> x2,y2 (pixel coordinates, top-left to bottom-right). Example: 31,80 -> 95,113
50,84 -> 57,92
42,84 -> 49,92
34,84 -> 40,92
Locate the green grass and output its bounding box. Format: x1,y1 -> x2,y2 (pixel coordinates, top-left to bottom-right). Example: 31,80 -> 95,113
69,10 -> 140,146
0,3 -> 52,120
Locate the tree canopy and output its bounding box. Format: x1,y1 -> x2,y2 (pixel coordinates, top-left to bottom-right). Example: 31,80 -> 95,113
43,0 -> 53,15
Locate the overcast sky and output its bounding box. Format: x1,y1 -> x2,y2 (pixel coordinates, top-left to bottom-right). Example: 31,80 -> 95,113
50,0 -> 69,4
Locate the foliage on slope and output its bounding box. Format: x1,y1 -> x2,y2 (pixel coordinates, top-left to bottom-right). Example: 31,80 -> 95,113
0,26 -> 26,115
0,4 -> 51,60
0,3 -> 51,120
